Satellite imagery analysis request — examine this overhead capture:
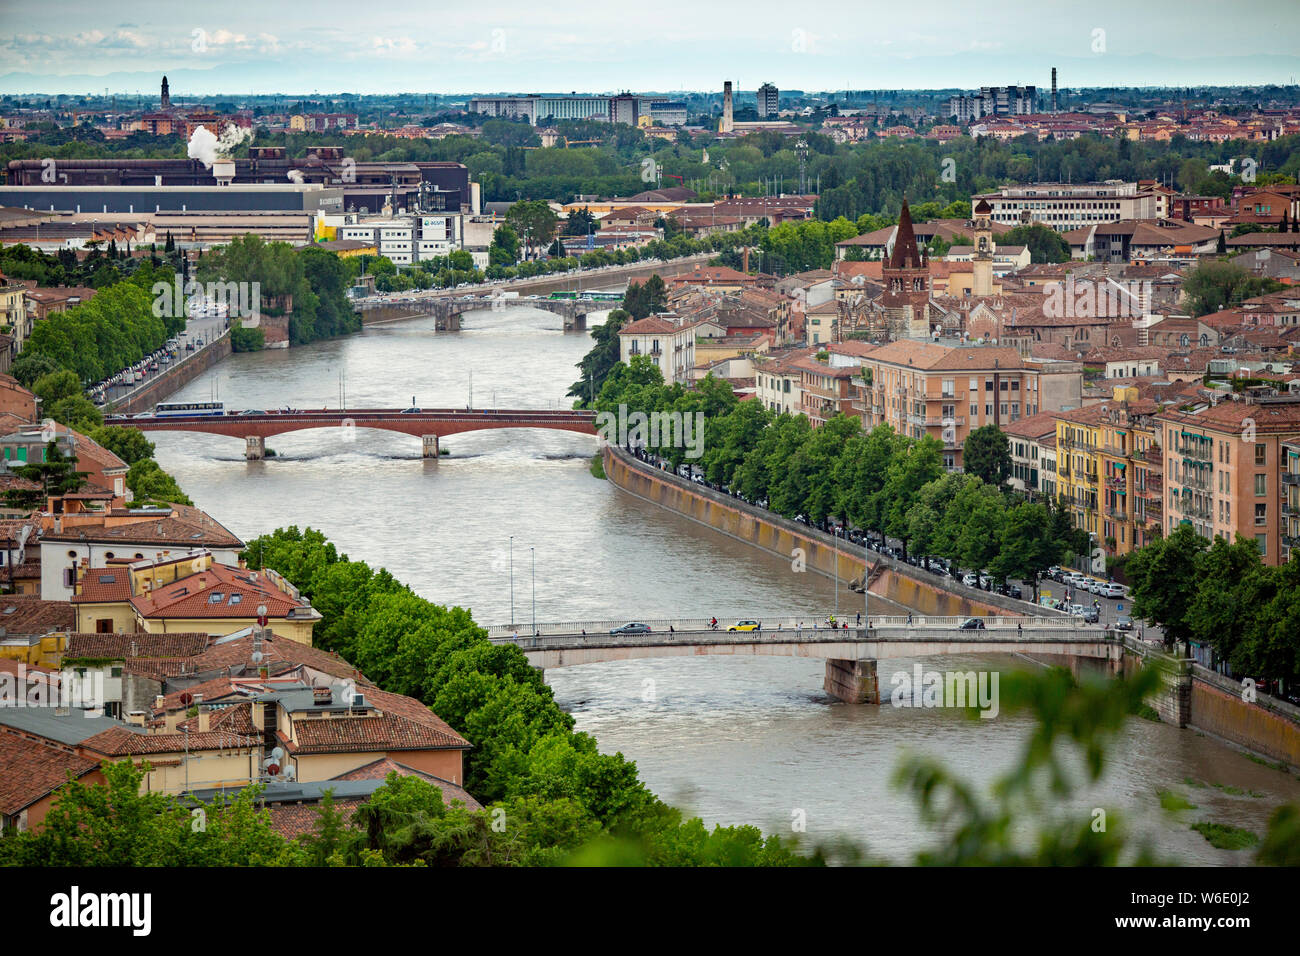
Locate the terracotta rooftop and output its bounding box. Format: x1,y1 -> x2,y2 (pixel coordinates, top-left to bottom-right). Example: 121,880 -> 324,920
0,729 -> 99,816
0,596 -> 74,634
64,632 -> 210,660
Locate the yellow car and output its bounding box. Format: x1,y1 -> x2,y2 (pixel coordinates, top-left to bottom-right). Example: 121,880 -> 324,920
728,620 -> 761,631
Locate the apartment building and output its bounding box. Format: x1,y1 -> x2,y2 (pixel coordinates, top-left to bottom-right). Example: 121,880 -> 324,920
972,182 -> 1158,233
618,316 -> 696,384
794,357 -> 858,427
1155,399 -> 1300,564
1282,439 -> 1300,564
857,341 -> 1083,471
1003,411 -> 1059,498
753,353 -> 806,415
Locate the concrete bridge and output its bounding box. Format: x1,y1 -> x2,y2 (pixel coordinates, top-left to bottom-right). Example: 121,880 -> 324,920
487,616 -> 1122,703
107,408 -> 596,459
356,294 -> 618,330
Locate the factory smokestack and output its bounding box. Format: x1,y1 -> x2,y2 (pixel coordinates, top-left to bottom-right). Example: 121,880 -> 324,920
1051,67 -> 1058,113
721,80 -> 734,134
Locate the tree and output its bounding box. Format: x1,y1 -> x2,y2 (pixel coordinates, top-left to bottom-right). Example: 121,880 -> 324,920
1181,260 -> 1285,316
126,458 -> 192,505
962,425 -> 1011,487
505,200 -> 559,259
87,425 -> 155,466
4,441 -> 87,510
999,223 -> 1070,263
568,309 -> 630,405
490,224 -> 521,266
1127,523 -> 1208,650
992,502 -> 1057,600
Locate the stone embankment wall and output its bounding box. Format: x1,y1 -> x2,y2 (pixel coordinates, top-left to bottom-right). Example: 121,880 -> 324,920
106,331 -> 232,415
1123,638 -> 1300,767
603,446 -> 1030,619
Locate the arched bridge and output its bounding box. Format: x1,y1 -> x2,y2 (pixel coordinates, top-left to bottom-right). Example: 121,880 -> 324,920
108,408 -> 597,459
488,616 -> 1123,703
356,294 -> 619,330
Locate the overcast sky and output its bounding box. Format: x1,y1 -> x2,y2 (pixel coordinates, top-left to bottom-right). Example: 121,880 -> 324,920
3,0 -> 1299,96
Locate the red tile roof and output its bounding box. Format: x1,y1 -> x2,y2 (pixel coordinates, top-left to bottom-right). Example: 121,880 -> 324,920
0,729 -> 99,815
64,632 -> 210,660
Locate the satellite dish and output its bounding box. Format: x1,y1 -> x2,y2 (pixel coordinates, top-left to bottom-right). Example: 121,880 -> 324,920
281,765 -> 296,782
179,692 -> 193,706
265,761 -> 280,776
257,605 -> 267,617
270,746 -> 284,761
251,650 -> 263,663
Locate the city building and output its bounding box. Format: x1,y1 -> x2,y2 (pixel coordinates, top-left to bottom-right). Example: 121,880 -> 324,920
1154,399 -> 1300,564
618,316 -> 697,383
972,182 -> 1159,232
69,550 -> 322,643
337,212 -> 464,266
756,83 -> 779,118
858,340 -> 1083,471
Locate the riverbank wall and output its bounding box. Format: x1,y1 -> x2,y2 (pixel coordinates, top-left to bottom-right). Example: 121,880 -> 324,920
106,330 -> 232,415
1122,637 -> 1300,768
602,445 -> 1031,619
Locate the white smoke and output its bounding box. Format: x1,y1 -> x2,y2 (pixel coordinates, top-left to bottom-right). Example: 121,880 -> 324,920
187,126 -> 220,167
187,123 -> 254,168
286,169 -> 305,184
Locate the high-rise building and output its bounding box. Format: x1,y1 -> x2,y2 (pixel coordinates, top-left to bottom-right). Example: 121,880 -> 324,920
756,83 -> 779,118
946,85 -> 1037,123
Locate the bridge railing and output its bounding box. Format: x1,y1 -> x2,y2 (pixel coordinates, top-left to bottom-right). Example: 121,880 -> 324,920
485,614 -> 1092,640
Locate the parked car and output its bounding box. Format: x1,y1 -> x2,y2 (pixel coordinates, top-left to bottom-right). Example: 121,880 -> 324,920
1100,582 -> 1128,599
998,584 -> 1023,600
728,620 -> 761,632
962,572 -> 979,588
1067,604 -> 1100,623
610,622 -> 652,635
958,617 -> 986,630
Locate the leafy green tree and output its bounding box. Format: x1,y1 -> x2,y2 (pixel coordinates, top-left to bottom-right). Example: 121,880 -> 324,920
569,309 -> 631,405
999,223 -> 1070,263
992,501 -> 1057,599
882,436 -> 943,558
1181,260 -> 1285,316
87,425 -> 155,466
126,458 -> 192,505
963,425 -> 1011,487
1127,523 -> 1209,649
505,199 -> 559,258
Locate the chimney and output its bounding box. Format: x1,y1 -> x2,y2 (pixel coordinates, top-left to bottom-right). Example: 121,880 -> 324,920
196,700 -> 210,733
154,694 -> 165,711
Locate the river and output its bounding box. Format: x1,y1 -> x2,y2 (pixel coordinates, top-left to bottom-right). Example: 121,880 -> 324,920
148,306 -> 1300,864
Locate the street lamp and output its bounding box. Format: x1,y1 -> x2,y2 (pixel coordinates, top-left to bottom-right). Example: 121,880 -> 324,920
530,547 -> 536,637
509,536 -> 515,626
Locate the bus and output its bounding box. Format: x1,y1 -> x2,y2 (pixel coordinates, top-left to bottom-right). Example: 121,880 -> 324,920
154,401 -> 225,418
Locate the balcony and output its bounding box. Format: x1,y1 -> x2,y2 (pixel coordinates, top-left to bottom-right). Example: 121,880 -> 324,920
1107,507 -> 1128,522
1283,472 -> 1300,486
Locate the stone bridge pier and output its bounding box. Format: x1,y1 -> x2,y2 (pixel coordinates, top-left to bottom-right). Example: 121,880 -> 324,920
422,435 -> 441,458
245,436 -> 265,460
824,659 -> 879,704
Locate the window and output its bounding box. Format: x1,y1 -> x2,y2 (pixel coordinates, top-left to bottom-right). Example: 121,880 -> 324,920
1256,533 -> 1267,557
1255,443 -> 1266,466
1256,474 -> 1267,497
96,619 -> 113,634
1255,503 -> 1267,526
